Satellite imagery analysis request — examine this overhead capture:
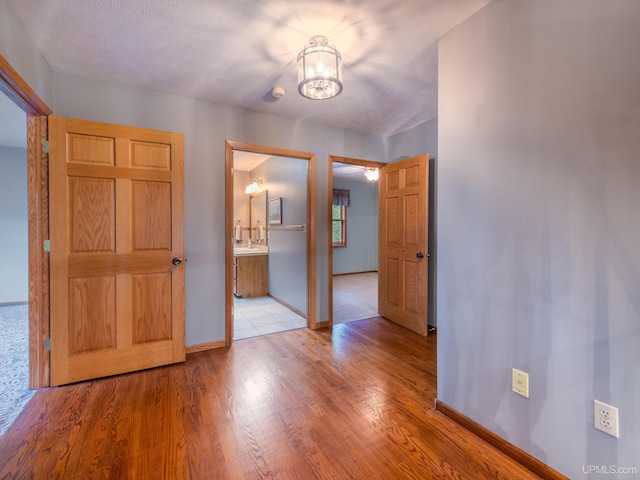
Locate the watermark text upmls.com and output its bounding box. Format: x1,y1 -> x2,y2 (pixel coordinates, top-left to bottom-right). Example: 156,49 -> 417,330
582,465 -> 638,476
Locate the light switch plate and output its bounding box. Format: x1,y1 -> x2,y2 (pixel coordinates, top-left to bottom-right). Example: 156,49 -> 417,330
512,368 -> 529,398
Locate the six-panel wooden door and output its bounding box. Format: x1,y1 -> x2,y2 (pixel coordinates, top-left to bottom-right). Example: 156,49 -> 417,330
49,116 -> 185,386
378,154 -> 429,336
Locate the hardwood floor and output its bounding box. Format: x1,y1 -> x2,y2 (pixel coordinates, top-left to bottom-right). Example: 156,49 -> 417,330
0,318 -> 541,479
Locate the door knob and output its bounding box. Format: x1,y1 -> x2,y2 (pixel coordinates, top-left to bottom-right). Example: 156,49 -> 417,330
416,252 -> 424,259
172,257 -> 183,266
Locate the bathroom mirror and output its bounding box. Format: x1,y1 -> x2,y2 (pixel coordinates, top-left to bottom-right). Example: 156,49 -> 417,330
250,190 -> 268,245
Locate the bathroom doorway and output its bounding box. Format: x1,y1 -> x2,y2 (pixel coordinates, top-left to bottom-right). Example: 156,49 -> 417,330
225,141 -> 317,345
230,150 -> 306,340
328,156 -> 387,327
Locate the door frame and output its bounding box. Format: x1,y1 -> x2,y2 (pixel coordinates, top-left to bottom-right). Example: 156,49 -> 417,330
328,155 -> 387,327
0,54 -> 52,388
225,141 -> 317,346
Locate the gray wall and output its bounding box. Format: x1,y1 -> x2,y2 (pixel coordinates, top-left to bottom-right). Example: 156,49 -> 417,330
332,178 -> 378,275
0,2 -> 54,108
233,170 -> 251,239
51,72 -> 387,345
0,2 -> 50,305
0,147 -> 28,303
438,1 -> 640,477
251,155 -> 308,314
388,118 -> 437,163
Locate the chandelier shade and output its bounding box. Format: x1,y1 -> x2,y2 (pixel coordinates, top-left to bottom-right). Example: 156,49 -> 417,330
297,35 -> 343,100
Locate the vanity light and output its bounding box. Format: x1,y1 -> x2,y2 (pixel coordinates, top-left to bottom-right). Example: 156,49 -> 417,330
297,35 -> 343,100
244,179 -> 263,195
364,168 -> 379,182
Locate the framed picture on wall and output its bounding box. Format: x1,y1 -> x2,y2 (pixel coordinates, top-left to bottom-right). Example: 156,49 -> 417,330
268,197 -> 282,225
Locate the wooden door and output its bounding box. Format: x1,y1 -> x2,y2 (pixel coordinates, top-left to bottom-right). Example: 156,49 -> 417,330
378,154 -> 429,335
49,116 -> 185,386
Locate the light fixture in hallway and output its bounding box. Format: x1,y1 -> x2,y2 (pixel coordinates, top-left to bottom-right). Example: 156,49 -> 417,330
297,35 -> 343,100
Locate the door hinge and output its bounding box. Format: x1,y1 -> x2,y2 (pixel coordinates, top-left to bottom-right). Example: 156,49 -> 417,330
42,140 -> 49,153
44,338 -> 51,351
43,239 -> 50,252
231,167 -> 234,176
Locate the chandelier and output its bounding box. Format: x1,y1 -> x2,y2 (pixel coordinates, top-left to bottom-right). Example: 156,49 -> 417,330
297,35 -> 343,100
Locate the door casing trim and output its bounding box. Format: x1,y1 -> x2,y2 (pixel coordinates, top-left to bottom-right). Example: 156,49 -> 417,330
225,141 -> 317,345
328,155 -> 387,328
0,54 -> 52,388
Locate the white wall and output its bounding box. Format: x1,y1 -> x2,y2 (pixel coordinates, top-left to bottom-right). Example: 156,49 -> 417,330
0,147 -> 28,303
332,178 -> 378,275
51,72 -> 388,345
438,1 -> 640,477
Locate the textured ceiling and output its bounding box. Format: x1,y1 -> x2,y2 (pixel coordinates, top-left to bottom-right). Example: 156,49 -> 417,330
6,0 -> 491,136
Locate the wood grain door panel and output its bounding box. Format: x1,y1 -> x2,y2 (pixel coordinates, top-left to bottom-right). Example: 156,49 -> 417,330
68,275 -> 117,354
49,116 -> 185,386
132,272 -> 172,344
67,133 -> 115,166
378,154 -> 429,336
69,177 -> 116,253
132,180 -> 172,250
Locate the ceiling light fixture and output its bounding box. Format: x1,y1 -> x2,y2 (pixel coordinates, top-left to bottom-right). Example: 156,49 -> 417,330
364,168 -> 379,182
297,35 -> 343,100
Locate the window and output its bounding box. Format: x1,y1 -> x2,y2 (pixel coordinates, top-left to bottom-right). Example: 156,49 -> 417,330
332,204 -> 347,247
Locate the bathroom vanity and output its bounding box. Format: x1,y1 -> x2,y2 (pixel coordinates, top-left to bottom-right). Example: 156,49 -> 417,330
233,248 -> 268,298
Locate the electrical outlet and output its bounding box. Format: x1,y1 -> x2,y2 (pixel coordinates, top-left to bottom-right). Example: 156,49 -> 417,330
594,400 -> 619,438
512,368 -> 529,398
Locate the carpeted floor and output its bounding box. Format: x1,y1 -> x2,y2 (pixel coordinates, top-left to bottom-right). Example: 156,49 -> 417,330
333,272 -> 378,323
0,304 -> 35,438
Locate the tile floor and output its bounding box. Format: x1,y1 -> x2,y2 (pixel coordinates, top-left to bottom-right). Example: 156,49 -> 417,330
233,272 -> 378,340
233,296 -> 307,340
